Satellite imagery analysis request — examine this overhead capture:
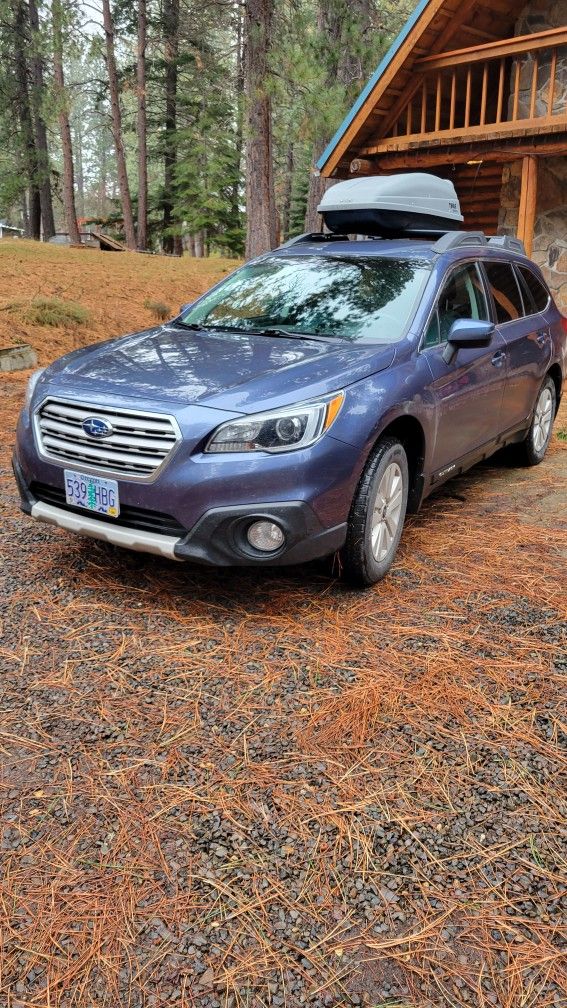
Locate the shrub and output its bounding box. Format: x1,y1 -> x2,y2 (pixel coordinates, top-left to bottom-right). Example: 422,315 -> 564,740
144,299 -> 172,321
3,297 -> 91,328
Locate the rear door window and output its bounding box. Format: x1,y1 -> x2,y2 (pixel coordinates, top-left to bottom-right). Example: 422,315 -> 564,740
484,261 -> 525,324
517,266 -> 550,314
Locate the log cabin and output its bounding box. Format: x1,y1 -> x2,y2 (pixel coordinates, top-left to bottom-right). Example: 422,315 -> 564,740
317,0 -> 567,310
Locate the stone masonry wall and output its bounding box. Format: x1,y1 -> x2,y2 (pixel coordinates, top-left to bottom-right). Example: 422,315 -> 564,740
497,0 -> 567,311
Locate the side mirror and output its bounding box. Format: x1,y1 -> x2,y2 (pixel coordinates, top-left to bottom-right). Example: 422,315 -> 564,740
442,319 -> 495,365
179,302 -> 193,315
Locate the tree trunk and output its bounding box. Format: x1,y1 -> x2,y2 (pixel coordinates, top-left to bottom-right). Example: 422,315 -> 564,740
162,0 -> 180,255
73,121 -> 85,219
231,1 -> 244,225
136,0 -> 148,250
101,0 -> 137,250
244,0 -> 276,259
304,139 -> 329,233
29,187 -> 41,239
28,0 -> 55,239
99,143 -> 108,217
52,0 -> 81,244
194,231 -> 204,258
13,1 -> 41,240
280,143 -> 294,240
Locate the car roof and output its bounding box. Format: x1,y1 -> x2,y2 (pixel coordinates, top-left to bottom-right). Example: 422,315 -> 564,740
272,238 -> 437,261
268,237 -> 532,267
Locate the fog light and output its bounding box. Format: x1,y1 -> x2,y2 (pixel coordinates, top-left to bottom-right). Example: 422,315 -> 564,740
246,520 -> 285,552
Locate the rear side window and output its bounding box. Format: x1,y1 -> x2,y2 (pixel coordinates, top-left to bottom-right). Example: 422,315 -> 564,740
517,266 -> 549,313
484,261 -> 525,324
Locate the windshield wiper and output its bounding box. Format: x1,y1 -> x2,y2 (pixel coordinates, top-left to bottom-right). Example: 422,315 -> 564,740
174,321 -> 334,342
206,324 -> 332,342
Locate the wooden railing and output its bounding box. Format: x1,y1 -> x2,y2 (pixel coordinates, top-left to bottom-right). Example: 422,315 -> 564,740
361,26 -> 567,154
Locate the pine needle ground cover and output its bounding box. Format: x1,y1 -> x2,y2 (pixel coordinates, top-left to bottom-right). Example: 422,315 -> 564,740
0,241 -> 566,1008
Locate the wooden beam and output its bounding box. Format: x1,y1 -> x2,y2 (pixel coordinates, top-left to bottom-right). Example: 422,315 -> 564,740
547,48 -> 557,118
348,137 -> 567,174
517,155 -> 537,257
415,25 -> 567,70
459,25 -> 500,42
360,115 -> 567,155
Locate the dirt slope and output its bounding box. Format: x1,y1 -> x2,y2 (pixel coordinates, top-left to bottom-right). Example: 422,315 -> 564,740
0,239 -> 239,364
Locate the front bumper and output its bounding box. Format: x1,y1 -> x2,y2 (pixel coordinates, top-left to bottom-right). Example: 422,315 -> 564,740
13,455 -> 347,566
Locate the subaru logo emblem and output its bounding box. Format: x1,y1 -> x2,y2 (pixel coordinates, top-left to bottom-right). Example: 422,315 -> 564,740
82,416 -> 114,439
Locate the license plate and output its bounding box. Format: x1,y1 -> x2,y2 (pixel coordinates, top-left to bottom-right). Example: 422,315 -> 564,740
64,469 -> 120,517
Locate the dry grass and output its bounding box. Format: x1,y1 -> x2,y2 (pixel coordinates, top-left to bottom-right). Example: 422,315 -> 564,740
0,239 -> 239,363
1,296 -> 92,330
0,240 -> 566,1007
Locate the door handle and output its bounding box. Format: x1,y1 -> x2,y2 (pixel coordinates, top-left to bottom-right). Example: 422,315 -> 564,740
491,350 -> 506,367
536,331 -> 549,346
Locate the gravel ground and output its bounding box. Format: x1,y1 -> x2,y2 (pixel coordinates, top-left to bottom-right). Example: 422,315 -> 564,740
1,373 -> 566,1008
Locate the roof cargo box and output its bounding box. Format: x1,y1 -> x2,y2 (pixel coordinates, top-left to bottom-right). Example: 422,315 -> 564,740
317,173 -> 464,237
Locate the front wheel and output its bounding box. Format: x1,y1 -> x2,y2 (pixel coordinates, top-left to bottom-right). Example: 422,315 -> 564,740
516,376 -> 556,466
341,437 -> 409,588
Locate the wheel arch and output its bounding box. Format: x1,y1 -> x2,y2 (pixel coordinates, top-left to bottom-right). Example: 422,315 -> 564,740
547,363 -> 562,412
373,414 -> 426,514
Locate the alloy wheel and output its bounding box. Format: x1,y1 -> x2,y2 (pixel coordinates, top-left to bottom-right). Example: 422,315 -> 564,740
371,461 -> 404,562
532,386 -> 553,453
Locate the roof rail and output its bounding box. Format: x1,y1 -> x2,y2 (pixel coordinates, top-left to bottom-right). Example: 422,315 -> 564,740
433,231 -> 487,254
488,235 -> 526,255
279,231 -> 349,248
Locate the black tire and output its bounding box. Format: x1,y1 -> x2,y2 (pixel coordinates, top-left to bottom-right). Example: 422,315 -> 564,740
341,437 -> 409,588
516,375 -> 557,467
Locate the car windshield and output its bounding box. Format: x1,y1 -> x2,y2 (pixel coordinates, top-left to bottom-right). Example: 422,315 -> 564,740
179,254 -> 430,344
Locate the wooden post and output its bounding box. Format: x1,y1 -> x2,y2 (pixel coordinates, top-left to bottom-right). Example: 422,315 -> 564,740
517,155 -> 538,257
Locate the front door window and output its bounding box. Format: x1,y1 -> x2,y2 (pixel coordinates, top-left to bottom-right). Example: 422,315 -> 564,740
424,263 -> 489,348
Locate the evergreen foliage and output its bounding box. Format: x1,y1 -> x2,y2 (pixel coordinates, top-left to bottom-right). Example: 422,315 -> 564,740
0,0 -> 411,254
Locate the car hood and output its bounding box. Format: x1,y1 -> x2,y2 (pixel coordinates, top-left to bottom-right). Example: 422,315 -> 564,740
43,324 -> 396,413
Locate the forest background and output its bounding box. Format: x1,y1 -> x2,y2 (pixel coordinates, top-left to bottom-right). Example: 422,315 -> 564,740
0,0 -> 412,260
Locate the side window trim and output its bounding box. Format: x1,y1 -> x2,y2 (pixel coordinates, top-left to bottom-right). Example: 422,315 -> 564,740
478,260 -> 498,325
514,264 -> 536,315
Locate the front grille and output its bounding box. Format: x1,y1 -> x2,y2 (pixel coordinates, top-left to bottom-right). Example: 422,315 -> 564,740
31,481 -> 186,538
35,398 -> 180,480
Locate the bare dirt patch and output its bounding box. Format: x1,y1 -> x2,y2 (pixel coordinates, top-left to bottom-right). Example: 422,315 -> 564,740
1,243 -> 566,1008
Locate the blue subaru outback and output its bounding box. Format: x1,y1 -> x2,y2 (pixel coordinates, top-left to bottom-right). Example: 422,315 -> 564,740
13,176 -> 567,586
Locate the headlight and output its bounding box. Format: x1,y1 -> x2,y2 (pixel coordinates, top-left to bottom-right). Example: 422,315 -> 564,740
24,368 -> 45,409
206,392 -> 344,454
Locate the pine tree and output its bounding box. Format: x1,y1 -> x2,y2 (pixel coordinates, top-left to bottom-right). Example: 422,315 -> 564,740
28,0 -> 56,238
52,0 -> 80,243
101,0 -> 137,249
244,0 -> 276,258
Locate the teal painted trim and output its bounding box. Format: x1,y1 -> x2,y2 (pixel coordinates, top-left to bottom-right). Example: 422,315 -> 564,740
316,0 -> 432,173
